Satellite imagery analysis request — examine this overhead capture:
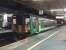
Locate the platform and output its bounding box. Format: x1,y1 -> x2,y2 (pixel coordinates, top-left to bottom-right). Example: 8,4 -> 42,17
0,26 -> 66,50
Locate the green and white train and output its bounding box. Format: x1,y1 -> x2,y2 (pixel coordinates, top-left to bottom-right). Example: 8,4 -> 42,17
25,15 -> 57,34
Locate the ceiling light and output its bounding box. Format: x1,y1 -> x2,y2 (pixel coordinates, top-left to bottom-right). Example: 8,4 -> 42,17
50,9 -> 64,11
32,0 -> 42,1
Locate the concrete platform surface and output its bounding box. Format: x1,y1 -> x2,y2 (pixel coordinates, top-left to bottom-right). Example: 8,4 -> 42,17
0,26 -> 66,50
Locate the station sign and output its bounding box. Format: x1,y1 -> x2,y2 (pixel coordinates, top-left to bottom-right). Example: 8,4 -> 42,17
39,10 -> 43,15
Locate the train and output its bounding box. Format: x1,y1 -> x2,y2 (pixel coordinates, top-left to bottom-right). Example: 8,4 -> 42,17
19,15 -> 57,35
0,13 -> 61,35
0,14 -> 63,41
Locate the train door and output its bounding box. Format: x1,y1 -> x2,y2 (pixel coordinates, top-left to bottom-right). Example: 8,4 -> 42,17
29,16 -> 39,34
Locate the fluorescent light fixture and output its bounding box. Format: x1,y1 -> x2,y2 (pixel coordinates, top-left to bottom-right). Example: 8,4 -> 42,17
56,16 -> 64,19
50,9 -> 64,11
32,0 -> 41,1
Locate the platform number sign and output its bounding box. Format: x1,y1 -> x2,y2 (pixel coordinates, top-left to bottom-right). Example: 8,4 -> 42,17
39,10 -> 43,15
